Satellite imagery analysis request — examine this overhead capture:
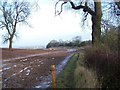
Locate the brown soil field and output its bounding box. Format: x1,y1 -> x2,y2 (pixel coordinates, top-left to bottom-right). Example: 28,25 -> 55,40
1,48 -> 66,60
1,48 -> 71,88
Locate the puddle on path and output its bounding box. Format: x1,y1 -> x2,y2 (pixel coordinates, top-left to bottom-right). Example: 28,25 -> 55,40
34,53 -> 74,88
2,49 -> 76,88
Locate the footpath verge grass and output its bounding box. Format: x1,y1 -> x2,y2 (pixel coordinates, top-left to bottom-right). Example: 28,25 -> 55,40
56,54 -> 78,88
56,52 -> 99,88
74,53 -> 99,88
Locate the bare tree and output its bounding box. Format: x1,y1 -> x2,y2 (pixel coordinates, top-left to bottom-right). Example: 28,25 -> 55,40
0,0 -> 31,49
55,0 -> 102,46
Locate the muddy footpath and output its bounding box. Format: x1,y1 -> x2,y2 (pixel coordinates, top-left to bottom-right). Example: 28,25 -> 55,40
1,48 -> 76,88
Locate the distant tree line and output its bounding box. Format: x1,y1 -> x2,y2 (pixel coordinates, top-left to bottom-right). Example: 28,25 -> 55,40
46,36 -> 92,48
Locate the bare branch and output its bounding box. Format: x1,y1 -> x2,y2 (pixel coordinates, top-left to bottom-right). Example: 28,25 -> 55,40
0,21 -> 6,28
55,0 -> 60,16
55,1 -> 67,16
83,12 -> 89,22
55,0 -> 95,16
2,35 -> 9,44
69,1 -> 95,16
58,2 -> 67,15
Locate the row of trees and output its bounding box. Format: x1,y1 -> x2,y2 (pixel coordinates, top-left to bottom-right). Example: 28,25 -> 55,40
0,0 -> 119,49
46,36 -> 91,48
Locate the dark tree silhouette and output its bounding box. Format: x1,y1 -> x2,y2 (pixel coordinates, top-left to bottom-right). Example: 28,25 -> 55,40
55,0 -> 102,45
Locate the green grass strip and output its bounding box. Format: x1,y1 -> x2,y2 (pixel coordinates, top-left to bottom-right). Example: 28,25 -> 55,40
56,54 -> 78,88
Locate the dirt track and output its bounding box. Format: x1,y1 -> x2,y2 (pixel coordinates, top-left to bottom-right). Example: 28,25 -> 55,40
2,48 -> 64,60
1,48 -> 71,88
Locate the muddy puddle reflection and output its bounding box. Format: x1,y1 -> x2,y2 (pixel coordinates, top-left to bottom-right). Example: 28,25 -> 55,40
34,53 -> 74,88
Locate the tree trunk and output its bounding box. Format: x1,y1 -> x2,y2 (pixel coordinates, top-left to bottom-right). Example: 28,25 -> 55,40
92,2 -> 102,46
59,1 -> 102,45
9,38 -> 12,50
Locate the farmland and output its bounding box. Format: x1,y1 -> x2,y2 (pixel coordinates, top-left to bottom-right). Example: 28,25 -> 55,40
1,48 -> 75,88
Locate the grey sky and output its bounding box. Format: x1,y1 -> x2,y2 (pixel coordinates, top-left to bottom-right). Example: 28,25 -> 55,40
0,0 -> 92,48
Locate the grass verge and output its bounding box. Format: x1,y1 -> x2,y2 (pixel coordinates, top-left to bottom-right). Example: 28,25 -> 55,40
74,53 -> 99,88
56,52 -> 99,88
56,54 -> 78,88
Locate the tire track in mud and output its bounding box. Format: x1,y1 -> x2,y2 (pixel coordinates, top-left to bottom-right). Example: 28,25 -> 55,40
3,51 -> 65,62
34,53 -> 74,88
2,50 -> 75,88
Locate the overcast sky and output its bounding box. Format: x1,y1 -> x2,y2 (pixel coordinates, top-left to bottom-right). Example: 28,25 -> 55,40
0,0 -> 92,48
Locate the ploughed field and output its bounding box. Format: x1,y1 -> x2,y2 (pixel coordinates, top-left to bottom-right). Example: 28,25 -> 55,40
1,48 -> 70,88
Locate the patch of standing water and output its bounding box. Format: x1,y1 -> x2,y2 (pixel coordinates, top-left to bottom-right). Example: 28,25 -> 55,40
56,53 -> 74,75
3,66 -> 30,83
2,64 -> 7,67
2,67 -> 11,71
19,70 -> 23,73
24,67 -> 28,70
2,64 -> 17,72
20,59 -> 28,62
34,53 -> 74,88
13,65 -> 17,67
26,69 -> 30,76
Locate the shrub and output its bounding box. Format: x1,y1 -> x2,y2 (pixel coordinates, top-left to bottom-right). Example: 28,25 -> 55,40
84,46 -> 120,88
